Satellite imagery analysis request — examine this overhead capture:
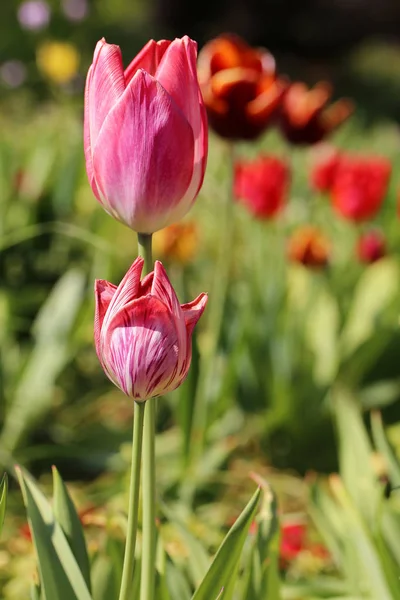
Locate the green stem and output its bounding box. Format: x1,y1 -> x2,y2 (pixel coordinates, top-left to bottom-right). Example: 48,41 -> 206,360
137,232 -> 157,600
140,400 -> 156,600
118,402 -> 145,600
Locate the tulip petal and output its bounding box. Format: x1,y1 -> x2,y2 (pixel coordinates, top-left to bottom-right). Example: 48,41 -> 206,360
181,293 -> 208,335
94,279 -> 117,357
155,37 -> 208,220
151,261 -> 188,376
124,39 -> 170,83
102,257 -> 144,333
87,39 -> 126,148
84,64 -> 101,201
104,295 -> 181,400
92,70 -> 195,233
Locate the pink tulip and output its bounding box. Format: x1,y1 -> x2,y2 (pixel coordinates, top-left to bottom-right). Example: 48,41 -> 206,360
84,36 -> 208,233
94,257 -> 207,401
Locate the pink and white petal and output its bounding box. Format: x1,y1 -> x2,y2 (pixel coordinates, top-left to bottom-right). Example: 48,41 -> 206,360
124,39 -> 171,84
103,296 -> 180,400
94,279 -> 117,364
139,271 -> 154,297
102,257 -> 144,333
88,39 -> 126,149
151,261 -> 188,374
92,70 -> 194,233
181,292 -> 208,336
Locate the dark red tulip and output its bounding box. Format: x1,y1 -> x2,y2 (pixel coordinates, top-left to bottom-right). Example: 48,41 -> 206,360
279,82 -> 354,145
197,34 -> 286,140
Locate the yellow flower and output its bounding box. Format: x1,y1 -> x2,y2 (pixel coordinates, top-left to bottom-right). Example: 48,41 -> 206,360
153,222 -> 198,265
37,41 -> 80,84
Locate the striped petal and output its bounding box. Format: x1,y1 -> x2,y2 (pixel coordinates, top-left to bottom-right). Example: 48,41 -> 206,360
94,279 -> 117,359
102,257 -> 143,334
181,292 -> 208,335
151,261 -> 187,377
104,295 -> 180,400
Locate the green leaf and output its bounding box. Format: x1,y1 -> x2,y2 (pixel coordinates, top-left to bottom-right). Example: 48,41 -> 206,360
191,487 -> 261,600
0,473 -> 7,537
371,411 -> 400,487
161,503 -> 210,587
340,259 -> 399,358
52,466 -> 92,591
91,555 -> 118,600
0,269 -> 85,452
333,387 -> 380,526
17,468 -> 93,600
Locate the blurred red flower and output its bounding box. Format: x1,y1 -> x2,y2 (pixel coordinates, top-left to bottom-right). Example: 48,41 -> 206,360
280,522 -> 306,563
234,154 -> 290,218
279,82 -> 354,145
331,155 -> 391,221
197,34 -> 286,140
280,521 -> 330,568
287,226 -> 330,268
357,229 -> 386,264
309,145 -> 341,192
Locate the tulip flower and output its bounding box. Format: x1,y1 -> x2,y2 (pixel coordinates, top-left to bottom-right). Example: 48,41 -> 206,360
309,145 -> 340,192
279,82 -> 353,145
197,34 -> 286,140
287,226 -> 330,268
357,229 -> 386,264
84,36 -> 208,233
95,257 -> 207,401
331,155 -> 391,221
234,154 -> 289,219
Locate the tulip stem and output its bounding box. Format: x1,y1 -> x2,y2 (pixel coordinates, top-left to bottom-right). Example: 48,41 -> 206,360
118,401 -> 145,600
137,232 -> 157,600
140,399 -> 157,600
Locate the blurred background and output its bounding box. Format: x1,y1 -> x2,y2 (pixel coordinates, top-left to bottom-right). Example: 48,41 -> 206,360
2,1 -> 400,598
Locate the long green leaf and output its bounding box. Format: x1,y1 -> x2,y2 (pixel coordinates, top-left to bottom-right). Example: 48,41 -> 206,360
1,269 -> 85,452
371,411 -> 400,487
0,473 -> 7,537
191,487 -> 261,600
52,466 -> 91,591
17,468 -> 93,600
91,555 -> 118,600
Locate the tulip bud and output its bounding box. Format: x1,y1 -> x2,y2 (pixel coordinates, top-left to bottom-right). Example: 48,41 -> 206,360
84,36 -> 208,233
357,230 -> 386,264
331,155 -> 391,221
94,257 -> 207,401
287,226 -> 331,268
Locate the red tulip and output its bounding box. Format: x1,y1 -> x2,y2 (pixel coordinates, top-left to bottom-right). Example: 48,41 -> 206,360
357,230 -> 386,264
234,154 -> 289,219
287,226 -> 330,268
280,522 -> 306,563
84,36 -> 208,233
331,155 -> 391,221
309,145 -> 341,192
279,82 -> 354,145
197,34 -> 286,140
94,257 -> 207,401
